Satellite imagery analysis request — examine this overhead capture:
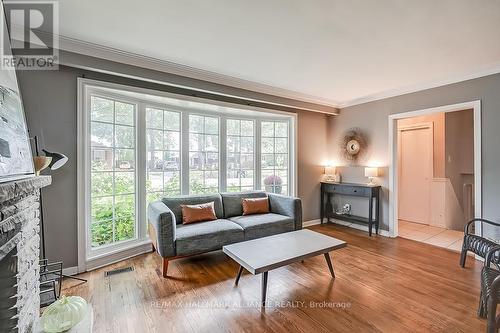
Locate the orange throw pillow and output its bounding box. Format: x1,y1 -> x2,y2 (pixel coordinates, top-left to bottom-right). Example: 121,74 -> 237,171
242,197 -> 269,216
181,202 -> 217,224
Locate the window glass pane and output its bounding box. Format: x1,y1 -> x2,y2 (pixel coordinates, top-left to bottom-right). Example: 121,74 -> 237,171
164,171 -> 180,196
115,149 -> 135,170
164,111 -> 180,131
189,115 -> 219,194
227,119 -> 240,135
146,108 -> 163,129
115,102 -> 134,125
147,151 -> 163,171
91,147 -> 113,171
91,96 -> 113,123
115,125 -> 134,148
261,138 -> 274,153
261,121 -> 289,195
114,194 -> 135,241
205,117 -> 219,134
147,172 -> 163,192
227,136 -> 240,152
89,96 -> 137,249
189,115 -> 203,133
205,135 -> 219,151
275,138 -> 288,153
147,129 -> 163,150
164,131 -> 180,151
91,172 -> 113,197
275,122 -> 288,137
189,133 -> 202,151
115,172 -> 135,194
241,121 -> 253,136
240,137 -> 254,153
91,122 -> 113,147
91,220 -> 113,247
261,122 -> 274,137
164,151 -> 180,170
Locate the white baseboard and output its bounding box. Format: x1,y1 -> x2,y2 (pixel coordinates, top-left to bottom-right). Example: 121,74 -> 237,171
62,266 -> 79,276
305,218 -> 392,237
303,219 -> 321,227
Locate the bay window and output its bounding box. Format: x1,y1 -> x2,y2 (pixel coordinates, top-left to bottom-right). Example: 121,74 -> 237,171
79,79 -> 296,268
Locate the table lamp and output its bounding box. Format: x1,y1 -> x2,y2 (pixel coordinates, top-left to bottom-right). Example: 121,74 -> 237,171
365,167 -> 378,185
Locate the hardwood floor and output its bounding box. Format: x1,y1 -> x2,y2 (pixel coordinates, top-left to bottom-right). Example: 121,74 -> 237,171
63,224 -> 485,333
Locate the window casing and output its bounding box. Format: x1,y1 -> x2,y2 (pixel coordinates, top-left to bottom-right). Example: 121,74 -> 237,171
79,80 -> 296,266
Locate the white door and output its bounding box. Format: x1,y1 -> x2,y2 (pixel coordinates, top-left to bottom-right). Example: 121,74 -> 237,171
398,124 -> 433,224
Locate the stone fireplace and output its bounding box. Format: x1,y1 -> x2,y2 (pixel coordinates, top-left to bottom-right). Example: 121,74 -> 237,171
0,176 -> 51,332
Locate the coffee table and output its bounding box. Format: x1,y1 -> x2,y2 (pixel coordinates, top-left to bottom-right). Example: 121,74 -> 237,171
222,229 -> 347,306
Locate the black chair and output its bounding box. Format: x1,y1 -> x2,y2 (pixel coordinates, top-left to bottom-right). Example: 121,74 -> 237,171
460,219 -> 500,268
480,247 -> 500,333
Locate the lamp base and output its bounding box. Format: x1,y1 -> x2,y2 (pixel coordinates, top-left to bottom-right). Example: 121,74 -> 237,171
324,174 -> 341,183
367,177 -> 375,185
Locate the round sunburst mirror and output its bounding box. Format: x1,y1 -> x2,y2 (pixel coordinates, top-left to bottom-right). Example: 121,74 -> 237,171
340,128 -> 368,165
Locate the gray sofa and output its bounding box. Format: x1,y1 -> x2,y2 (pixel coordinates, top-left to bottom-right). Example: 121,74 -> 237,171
147,191 -> 302,277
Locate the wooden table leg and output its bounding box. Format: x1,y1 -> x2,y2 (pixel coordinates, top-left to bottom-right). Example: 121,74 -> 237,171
261,271 -> 268,307
368,196 -> 373,236
324,253 -> 335,278
235,266 -> 244,286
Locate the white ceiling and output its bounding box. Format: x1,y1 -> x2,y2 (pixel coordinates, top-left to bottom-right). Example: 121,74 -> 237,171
43,1 -> 500,106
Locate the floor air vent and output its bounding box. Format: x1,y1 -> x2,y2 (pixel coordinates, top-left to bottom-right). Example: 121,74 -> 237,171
104,266 -> 134,277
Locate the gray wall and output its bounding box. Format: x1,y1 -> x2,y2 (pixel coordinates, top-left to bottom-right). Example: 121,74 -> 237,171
330,73 -> 500,232
17,65 -> 329,268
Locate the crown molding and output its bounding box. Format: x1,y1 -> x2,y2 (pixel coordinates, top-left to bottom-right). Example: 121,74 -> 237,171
56,34 -> 341,109
338,62 -> 500,108
10,28 -> 500,111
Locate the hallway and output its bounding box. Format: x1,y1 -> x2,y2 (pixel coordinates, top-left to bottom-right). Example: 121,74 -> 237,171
398,220 -> 464,252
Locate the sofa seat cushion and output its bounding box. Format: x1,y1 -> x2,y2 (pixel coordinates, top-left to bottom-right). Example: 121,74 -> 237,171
175,219 -> 244,256
228,213 -> 294,240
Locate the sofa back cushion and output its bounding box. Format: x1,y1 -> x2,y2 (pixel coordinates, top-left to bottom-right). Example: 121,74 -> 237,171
181,202 -> 218,224
221,191 -> 267,218
162,194 -> 224,224
242,197 -> 270,215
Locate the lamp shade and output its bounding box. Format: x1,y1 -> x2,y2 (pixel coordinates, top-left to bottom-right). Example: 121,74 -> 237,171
324,166 -> 336,175
43,149 -> 68,170
364,167 -> 378,178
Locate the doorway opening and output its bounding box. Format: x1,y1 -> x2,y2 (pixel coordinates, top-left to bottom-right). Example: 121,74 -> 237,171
388,101 -> 481,251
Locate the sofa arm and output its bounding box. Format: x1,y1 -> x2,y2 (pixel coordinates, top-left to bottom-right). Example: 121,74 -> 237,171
268,193 -> 302,230
148,200 -> 176,258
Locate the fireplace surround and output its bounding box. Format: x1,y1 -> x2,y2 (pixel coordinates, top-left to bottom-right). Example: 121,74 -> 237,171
0,176 -> 51,332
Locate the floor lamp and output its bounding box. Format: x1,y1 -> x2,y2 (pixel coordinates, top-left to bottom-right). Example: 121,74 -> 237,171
33,136 -> 87,283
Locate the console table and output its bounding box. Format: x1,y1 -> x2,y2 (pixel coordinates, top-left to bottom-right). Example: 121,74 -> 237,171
320,182 -> 381,236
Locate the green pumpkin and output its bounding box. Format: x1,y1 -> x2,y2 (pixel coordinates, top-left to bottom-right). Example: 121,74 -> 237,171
41,295 -> 88,332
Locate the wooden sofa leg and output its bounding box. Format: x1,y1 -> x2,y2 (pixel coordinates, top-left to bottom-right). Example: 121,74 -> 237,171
162,258 -> 169,278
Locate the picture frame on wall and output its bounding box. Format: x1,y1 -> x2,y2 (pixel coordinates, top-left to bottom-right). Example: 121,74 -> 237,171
0,3 -> 35,183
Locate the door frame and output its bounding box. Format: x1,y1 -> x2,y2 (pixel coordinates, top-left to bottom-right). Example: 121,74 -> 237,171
397,122 -> 434,224
388,100 -> 481,237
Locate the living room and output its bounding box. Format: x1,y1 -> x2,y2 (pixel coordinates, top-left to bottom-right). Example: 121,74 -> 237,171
1,1 -> 500,332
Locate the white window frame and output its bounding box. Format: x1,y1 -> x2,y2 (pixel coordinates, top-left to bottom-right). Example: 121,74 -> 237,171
77,78 -> 297,272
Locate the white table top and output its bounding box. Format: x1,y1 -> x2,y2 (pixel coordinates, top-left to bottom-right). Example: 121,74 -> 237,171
223,229 -> 346,274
